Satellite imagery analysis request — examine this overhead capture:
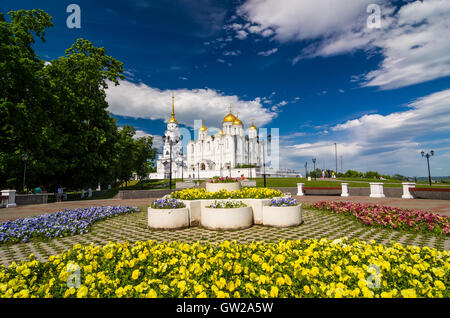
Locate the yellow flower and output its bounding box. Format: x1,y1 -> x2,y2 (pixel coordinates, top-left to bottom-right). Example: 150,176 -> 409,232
434,280 -> 445,290
275,254 -> 285,264
132,269 -> 140,280
76,285 -> 88,298
270,286 -> 279,297
310,267 -> 319,277
303,285 -> 310,294
401,289 -> 417,298
351,255 -> 359,262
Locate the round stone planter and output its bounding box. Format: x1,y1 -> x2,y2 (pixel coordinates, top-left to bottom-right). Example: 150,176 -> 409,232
262,205 -> 302,227
205,182 -> 241,193
147,207 -> 190,230
201,206 -> 252,230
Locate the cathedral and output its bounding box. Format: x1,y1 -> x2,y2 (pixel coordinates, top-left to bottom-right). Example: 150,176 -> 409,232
151,96 -> 265,179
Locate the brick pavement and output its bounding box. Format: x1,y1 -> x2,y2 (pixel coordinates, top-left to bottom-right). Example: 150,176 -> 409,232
1,195 -> 449,222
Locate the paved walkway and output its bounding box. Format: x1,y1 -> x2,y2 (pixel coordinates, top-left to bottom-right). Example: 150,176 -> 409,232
1,195 -> 449,223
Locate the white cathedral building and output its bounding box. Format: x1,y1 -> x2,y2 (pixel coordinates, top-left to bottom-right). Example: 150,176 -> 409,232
149,96 -> 301,180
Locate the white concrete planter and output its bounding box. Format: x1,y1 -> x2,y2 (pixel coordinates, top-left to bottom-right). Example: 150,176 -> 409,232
201,206 -> 252,230
262,205 -> 302,227
241,198 -> 271,225
402,183 -> 415,199
369,183 -> 385,198
148,207 -> 190,230
206,182 -> 241,193
181,200 -> 202,226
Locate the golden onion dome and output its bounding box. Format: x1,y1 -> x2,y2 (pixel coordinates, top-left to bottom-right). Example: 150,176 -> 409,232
199,120 -> 208,131
233,117 -> 243,126
223,112 -> 236,123
249,122 -> 257,130
217,129 -> 224,135
168,115 -> 178,124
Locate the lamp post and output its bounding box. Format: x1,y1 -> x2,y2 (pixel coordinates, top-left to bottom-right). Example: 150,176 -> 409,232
197,162 -> 200,182
246,135 -> 250,179
304,162 -> 308,179
22,154 -> 28,193
258,134 -> 271,187
421,150 -> 434,186
179,147 -> 184,182
163,135 -> 180,190
219,141 -> 223,178
312,158 -> 316,181
334,143 -> 338,175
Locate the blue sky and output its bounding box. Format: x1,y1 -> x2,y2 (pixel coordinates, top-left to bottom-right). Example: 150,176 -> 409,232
2,0 -> 450,177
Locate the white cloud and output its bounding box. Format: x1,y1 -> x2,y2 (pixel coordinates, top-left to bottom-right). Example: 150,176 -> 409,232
237,0 -> 450,90
279,89 -> 450,175
235,30 -> 248,40
257,48 -> 278,56
216,58 -> 225,63
223,50 -> 241,56
106,80 -> 276,131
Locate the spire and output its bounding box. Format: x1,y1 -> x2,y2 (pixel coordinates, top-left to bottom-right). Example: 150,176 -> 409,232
168,93 -> 178,124
172,93 -> 175,117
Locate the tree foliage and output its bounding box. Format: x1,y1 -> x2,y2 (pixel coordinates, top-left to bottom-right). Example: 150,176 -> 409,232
0,9 -> 156,191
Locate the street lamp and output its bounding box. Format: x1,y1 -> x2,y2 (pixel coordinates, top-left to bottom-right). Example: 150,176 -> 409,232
245,135 -> 250,179
257,134 -> 271,187
304,162 -> 308,179
421,150 -> 434,186
312,158 -> 316,181
22,154 -> 28,193
197,162 -> 200,182
163,135 -> 180,190
179,147 -> 184,182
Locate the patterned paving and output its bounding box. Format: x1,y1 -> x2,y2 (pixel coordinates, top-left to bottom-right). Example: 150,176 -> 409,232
1,207 -> 448,267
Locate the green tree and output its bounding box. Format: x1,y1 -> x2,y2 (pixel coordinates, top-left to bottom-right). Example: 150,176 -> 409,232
39,38 -> 125,189
364,171 -> 380,179
133,136 -> 157,181
0,10 -> 54,189
114,126 -> 137,187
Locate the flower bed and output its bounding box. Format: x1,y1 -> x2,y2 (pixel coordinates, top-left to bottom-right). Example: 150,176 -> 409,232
207,200 -> 247,209
0,206 -> 138,244
171,188 -> 283,200
309,202 -> 449,236
208,177 -> 240,183
0,238 -> 448,298
268,197 -> 299,207
151,198 -> 185,209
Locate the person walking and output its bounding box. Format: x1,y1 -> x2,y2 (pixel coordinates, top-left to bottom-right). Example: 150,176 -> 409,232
57,185 -> 63,202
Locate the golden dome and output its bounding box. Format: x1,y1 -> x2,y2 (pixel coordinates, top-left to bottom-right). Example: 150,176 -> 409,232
233,117 -> 243,126
168,115 -> 178,124
249,122 -> 257,130
199,120 -> 208,131
217,129 -> 224,135
223,112 -> 236,123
